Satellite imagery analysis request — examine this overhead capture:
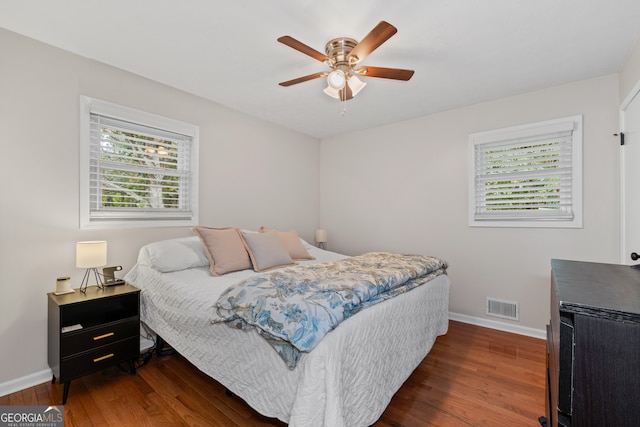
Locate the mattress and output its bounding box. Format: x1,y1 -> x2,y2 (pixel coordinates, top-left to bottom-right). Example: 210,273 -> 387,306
124,236 -> 449,426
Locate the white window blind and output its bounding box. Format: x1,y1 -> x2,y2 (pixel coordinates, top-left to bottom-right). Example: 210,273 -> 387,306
80,96 -> 199,228
469,116 -> 582,228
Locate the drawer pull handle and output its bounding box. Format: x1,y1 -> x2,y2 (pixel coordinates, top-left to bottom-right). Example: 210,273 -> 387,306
93,353 -> 114,363
93,332 -> 115,341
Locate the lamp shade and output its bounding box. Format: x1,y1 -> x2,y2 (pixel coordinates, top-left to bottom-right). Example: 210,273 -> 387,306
315,229 -> 328,243
323,85 -> 341,99
327,70 -> 346,89
347,75 -> 366,97
76,241 -> 107,268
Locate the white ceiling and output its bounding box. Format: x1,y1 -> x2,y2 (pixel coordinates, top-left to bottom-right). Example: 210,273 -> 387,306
2,0 -> 640,139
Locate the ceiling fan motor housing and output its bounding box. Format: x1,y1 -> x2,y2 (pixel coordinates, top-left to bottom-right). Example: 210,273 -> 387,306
325,38 -> 358,71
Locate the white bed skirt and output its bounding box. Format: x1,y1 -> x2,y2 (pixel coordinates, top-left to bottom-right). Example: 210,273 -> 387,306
130,263 -> 449,427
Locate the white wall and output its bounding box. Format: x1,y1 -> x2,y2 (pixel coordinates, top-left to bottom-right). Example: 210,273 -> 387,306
620,36 -> 640,102
3,24 -> 639,395
320,74 -> 621,332
0,29 -> 319,388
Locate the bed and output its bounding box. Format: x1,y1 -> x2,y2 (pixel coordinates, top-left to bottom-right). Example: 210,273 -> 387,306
124,229 -> 450,427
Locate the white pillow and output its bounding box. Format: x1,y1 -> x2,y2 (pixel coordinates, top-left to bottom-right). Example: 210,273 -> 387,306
139,236 -> 209,273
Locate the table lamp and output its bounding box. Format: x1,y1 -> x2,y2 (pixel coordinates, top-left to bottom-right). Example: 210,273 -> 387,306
76,241 -> 107,292
315,229 -> 327,249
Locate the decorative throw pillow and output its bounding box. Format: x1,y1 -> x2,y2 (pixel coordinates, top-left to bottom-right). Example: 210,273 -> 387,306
192,226 -> 251,276
240,231 -> 296,272
259,227 -> 315,260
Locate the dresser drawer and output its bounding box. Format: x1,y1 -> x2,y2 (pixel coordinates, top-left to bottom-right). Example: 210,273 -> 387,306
61,318 -> 139,357
60,336 -> 139,381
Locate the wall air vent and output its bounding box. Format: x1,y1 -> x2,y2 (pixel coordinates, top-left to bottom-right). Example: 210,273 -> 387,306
486,297 -> 519,321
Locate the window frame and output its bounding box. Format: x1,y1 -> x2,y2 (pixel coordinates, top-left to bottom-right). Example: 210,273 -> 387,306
468,115 -> 583,228
79,96 -> 199,229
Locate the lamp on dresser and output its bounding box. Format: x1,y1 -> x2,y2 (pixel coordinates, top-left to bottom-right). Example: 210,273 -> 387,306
76,240 -> 107,292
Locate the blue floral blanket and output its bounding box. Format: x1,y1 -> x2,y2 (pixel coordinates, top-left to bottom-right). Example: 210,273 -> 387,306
211,252 -> 448,368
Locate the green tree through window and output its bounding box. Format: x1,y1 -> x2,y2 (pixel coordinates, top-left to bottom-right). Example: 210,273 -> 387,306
99,128 -> 179,210
80,96 -> 198,228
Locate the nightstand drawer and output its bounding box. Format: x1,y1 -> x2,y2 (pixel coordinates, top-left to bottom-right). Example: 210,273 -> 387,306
60,336 -> 139,381
61,318 -> 139,357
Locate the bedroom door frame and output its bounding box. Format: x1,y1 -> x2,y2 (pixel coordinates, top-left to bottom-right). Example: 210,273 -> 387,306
620,80 -> 640,265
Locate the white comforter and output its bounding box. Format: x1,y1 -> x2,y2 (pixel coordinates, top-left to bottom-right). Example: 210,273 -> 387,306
125,238 -> 449,427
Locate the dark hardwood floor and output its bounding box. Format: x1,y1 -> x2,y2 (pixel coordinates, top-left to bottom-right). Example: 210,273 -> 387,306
1,321 -> 546,426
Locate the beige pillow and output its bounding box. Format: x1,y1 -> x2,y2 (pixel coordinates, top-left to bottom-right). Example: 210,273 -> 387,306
240,232 -> 296,272
260,227 -> 315,260
192,226 -> 251,276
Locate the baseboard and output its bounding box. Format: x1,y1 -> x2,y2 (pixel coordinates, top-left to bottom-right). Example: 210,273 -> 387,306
0,368 -> 52,398
449,311 -> 546,340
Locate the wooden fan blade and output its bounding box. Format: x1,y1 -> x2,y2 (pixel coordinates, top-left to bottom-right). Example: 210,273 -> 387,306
348,21 -> 397,64
279,72 -> 327,87
277,36 -> 329,63
356,66 -> 414,81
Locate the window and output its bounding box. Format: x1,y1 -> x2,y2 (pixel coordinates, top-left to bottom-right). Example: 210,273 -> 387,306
80,96 -> 199,229
469,115 -> 582,228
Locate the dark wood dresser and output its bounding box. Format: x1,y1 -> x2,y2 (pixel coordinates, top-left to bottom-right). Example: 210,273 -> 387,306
547,259 -> 640,427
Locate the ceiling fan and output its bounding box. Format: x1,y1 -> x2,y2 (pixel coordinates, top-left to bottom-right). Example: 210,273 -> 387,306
277,21 -> 414,101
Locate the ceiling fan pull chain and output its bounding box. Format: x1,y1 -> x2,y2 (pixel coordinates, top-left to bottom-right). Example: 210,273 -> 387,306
341,100 -> 347,116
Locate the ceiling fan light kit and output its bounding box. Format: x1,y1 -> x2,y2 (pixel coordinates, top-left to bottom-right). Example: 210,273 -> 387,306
327,70 -> 346,90
348,75 -> 366,95
278,21 -> 414,104
324,75 -> 367,100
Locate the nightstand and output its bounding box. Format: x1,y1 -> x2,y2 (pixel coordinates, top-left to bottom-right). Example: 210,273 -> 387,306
47,284 -> 140,404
